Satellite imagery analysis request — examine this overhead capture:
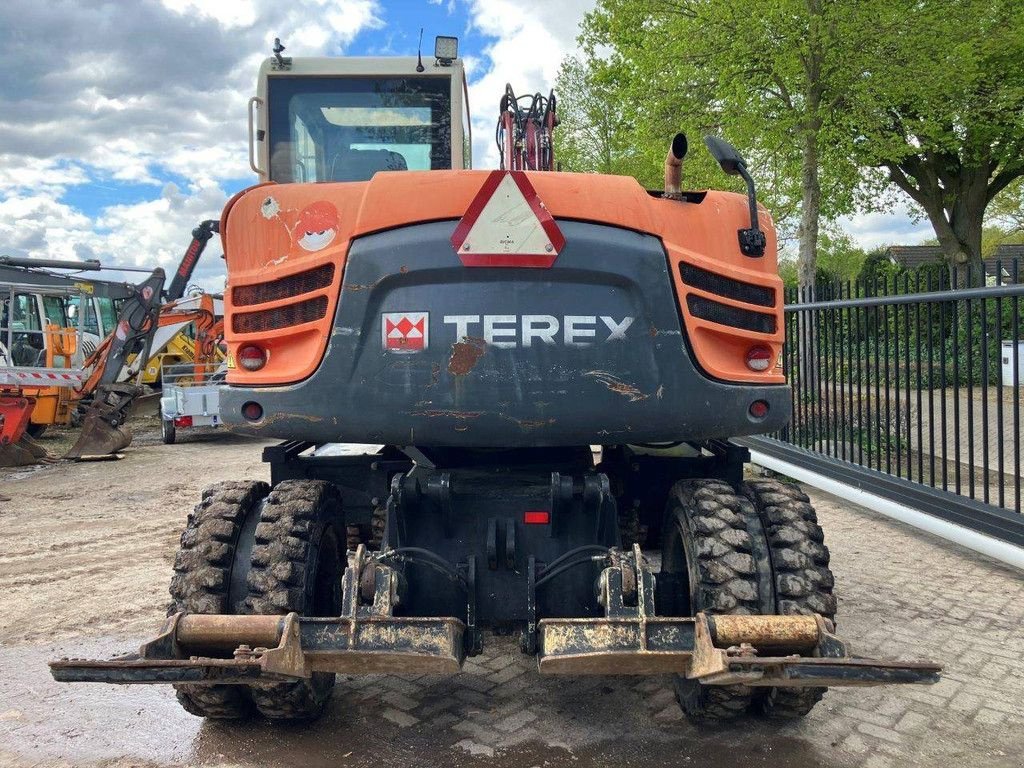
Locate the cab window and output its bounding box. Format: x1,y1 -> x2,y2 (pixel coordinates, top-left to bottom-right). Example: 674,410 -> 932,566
4,295 -> 45,366
462,82 -> 472,169
12,295 -> 41,331
68,297 -> 100,336
42,295 -> 68,327
268,76 -> 453,183
96,298 -> 117,337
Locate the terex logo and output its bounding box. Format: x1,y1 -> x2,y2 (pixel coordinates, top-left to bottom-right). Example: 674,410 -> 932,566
443,315 -> 634,348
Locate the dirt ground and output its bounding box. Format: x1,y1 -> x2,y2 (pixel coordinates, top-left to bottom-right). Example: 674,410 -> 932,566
1,413 -> 1022,768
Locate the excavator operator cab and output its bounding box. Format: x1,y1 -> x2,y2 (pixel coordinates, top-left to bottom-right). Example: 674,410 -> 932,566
251,46 -> 470,184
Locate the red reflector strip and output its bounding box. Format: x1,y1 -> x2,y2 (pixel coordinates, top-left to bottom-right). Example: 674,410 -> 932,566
523,510 -> 550,525
173,416 -> 193,428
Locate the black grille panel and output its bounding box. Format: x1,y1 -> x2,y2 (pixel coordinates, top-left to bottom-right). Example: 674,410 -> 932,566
233,296 -> 328,334
687,295 -> 776,334
679,263 -> 775,307
233,263 -> 334,306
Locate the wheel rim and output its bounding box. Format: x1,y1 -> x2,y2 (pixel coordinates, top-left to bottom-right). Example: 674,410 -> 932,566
228,497 -> 264,614
311,526 -> 342,617
660,516 -> 694,616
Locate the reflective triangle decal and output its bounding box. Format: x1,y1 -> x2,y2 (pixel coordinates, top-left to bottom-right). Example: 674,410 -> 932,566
450,171 -> 565,267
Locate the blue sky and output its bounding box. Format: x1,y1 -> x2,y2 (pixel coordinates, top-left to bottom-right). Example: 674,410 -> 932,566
55,1 -> 481,220
0,0 -> 931,291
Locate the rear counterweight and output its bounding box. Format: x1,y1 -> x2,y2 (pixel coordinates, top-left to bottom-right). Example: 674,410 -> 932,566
220,221 -> 789,447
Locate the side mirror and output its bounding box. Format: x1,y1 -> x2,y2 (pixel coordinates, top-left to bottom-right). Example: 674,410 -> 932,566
703,135 -> 766,257
703,135 -> 746,175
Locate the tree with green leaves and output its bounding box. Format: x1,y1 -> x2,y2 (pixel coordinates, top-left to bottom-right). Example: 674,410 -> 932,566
555,56 -> 640,179
565,0 -> 1024,287
567,0 -> 873,292
852,0 -> 1024,278
989,178 -> 1024,237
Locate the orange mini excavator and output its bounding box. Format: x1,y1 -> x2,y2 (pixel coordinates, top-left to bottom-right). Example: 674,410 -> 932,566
51,38 -> 940,725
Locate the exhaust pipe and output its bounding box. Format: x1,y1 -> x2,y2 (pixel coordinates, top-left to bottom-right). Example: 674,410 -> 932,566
663,132 -> 688,200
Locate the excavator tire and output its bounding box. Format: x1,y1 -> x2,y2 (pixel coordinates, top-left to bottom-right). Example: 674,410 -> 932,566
742,479 -> 836,719
168,479 -> 270,718
243,479 -> 344,721
660,479 -> 764,722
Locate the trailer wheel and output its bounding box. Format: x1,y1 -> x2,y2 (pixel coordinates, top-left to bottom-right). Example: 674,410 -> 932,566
243,479 -> 344,721
661,479 -> 765,722
161,419 -> 176,444
742,479 -> 836,719
168,479 -> 270,718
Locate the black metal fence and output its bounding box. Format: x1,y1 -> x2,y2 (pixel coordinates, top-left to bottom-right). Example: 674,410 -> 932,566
751,259 -> 1024,544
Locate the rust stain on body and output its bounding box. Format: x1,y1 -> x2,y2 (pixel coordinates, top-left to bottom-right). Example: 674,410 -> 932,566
584,371 -> 649,402
412,409 -> 483,420
447,337 -> 487,376
343,276 -> 387,292
256,412 -> 325,426
501,415 -> 557,430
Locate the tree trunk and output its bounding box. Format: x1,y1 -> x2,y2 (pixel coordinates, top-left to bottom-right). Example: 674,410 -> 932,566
906,166 -> 988,288
797,131 -> 822,295
796,102 -> 823,401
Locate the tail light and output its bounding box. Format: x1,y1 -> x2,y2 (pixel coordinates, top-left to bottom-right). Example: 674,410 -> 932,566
749,400 -> 770,419
242,401 -> 264,421
746,345 -> 773,372
523,510 -> 550,525
238,344 -> 268,371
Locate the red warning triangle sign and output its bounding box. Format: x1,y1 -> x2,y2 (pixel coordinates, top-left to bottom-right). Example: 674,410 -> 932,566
450,171 -> 565,268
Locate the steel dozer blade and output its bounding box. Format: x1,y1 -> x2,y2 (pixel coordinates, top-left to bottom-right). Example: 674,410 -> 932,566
537,613 -> 941,686
50,612 -> 466,685
49,610 -> 939,690
534,546 -> 941,686
50,545 -> 940,693
65,383 -> 139,460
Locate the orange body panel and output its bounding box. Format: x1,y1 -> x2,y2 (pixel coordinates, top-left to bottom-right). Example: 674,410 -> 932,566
222,171 -> 784,386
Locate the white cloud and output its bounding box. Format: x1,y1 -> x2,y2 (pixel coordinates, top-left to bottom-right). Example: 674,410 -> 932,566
0,0 -> 384,292
839,204 -> 934,251
3,0 -> 931,297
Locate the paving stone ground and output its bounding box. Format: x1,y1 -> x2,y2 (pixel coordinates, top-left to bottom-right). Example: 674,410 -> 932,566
1,435 -> 1022,768
299,485 -> 1024,768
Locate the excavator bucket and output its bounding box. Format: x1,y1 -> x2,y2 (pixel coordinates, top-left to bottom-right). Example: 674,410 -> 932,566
65,384 -> 139,460
0,432 -> 55,467
0,393 -> 55,467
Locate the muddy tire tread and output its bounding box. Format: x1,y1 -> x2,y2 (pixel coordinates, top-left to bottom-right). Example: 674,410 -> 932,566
168,479 -> 269,719
244,479 -> 342,721
666,479 -> 763,722
742,478 -> 836,719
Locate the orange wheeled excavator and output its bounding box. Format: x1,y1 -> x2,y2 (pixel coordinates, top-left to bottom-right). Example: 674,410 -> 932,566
51,38 -> 940,724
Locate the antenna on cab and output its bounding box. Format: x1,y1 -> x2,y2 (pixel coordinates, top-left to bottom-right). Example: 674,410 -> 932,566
416,28 -> 425,72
